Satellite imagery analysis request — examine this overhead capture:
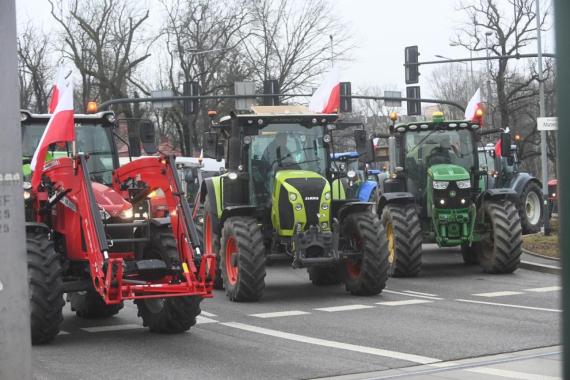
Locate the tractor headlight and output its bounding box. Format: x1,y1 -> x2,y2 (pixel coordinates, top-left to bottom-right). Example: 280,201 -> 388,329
456,180 -> 471,189
433,181 -> 449,190
347,170 -> 356,180
323,134 -> 331,143
295,203 -> 303,211
23,190 -> 31,200
321,203 -> 328,210
228,172 -> 238,180
23,181 -> 32,190
119,207 -> 134,219
289,193 -> 297,201
324,191 -> 331,200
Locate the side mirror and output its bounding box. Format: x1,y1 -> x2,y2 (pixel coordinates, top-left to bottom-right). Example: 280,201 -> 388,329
354,129 -> 374,163
215,142 -> 225,162
203,131 -> 219,159
500,133 -> 513,157
140,120 -> 157,155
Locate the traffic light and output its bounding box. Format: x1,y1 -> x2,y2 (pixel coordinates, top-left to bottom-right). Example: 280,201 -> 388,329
183,81 -> 199,114
339,82 -> 352,113
405,46 -> 420,84
263,79 -> 280,106
406,86 -> 421,116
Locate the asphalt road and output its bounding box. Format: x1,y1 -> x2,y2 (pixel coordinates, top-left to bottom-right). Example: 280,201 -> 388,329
32,245 -> 561,380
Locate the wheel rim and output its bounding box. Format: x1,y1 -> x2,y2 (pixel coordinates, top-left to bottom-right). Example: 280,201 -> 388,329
525,191 -> 541,225
386,222 -> 395,264
204,214 -> 213,255
144,298 -> 165,314
225,236 -> 239,285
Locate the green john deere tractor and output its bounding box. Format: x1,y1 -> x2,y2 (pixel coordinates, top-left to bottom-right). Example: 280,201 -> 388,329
200,106 -> 389,302
372,112 -> 522,276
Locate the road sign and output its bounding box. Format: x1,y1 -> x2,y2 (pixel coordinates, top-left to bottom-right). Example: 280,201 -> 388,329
537,117 -> 558,131
384,91 -> 402,107
234,81 -> 256,111
151,90 -> 174,110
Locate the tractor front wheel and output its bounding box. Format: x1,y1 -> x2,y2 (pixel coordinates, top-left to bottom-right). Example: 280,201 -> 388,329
478,201 -> 522,274
220,216 -> 266,302
308,266 -> 342,286
135,226 -> 201,333
381,204 -> 422,277
27,230 -> 64,344
70,289 -> 123,319
519,182 -> 543,234
341,211 -> 389,296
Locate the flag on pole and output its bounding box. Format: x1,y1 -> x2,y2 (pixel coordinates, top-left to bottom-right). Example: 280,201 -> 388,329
464,88 -> 482,121
309,67 -> 340,114
31,73 -> 75,189
48,66 -> 68,113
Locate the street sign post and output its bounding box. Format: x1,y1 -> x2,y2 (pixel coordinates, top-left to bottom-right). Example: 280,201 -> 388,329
151,89 -> 174,110
0,1 -> 32,378
384,91 -> 402,108
537,117 -> 558,131
234,81 -> 256,111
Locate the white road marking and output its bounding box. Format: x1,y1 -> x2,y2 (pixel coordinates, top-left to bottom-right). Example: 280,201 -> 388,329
456,299 -> 562,313
314,304 -> 375,312
250,310 -> 310,318
201,311 -> 217,317
58,330 -> 70,335
466,366 -> 561,380
196,316 -> 218,324
220,322 -> 441,364
473,291 -> 524,297
376,299 -> 433,306
383,289 -> 443,300
403,290 -> 439,297
81,324 -> 143,333
524,286 -> 561,293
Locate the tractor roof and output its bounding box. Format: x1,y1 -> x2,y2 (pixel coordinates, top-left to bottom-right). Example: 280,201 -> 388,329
20,109 -> 115,124
391,120 -> 481,134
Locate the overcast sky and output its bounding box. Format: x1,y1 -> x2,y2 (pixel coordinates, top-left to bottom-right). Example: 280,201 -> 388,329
16,0 -> 556,99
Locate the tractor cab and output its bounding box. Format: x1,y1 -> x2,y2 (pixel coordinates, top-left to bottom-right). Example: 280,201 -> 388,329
201,105 -> 389,302
330,151 -> 378,202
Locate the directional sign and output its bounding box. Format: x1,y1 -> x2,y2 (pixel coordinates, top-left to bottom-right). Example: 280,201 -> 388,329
384,91 -> 402,107
537,117 -> 558,131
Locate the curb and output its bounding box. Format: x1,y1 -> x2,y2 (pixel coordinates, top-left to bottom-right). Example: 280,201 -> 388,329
522,248 -> 560,262
520,260 -> 561,275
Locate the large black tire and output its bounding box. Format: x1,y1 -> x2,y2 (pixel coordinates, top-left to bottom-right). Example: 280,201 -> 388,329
135,226 -> 201,333
380,204 -> 422,277
341,211 -> 389,296
220,216 -> 266,302
460,243 -> 480,265
308,266 -> 342,286
519,181 -> 544,234
204,199 -> 223,290
70,289 -> 123,319
27,230 -> 64,344
478,201 -> 522,274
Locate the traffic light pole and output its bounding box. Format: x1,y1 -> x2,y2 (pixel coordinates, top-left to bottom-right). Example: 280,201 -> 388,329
0,1 -> 32,379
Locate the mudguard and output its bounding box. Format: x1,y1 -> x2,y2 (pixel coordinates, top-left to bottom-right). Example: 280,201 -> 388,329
220,206 -> 257,231
335,201 -> 374,221
25,222 -> 50,234
508,173 -> 541,197
377,192 -> 415,213
357,181 -> 377,202
477,188 -> 518,205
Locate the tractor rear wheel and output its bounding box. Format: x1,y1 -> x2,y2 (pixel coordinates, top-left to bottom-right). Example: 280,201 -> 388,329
519,182 -> 543,234
27,230 -> 64,344
204,198 -> 223,289
478,201 -> 522,274
220,216 -> 266,302
381,204 -> 422,277
308,266 -> 342,286
70,289 -> 123,319
341,211 -> 389,296
460,243 -> 480,265
135,226 -> 201,333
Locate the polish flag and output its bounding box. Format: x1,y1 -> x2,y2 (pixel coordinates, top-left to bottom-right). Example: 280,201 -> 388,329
31,75 -> 75,189
309,67 -> 340,114
464,88 -> 482,122
48,66 -> 68,113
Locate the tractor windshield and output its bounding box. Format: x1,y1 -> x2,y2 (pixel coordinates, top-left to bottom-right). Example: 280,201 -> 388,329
404,129 -> 475,197
249,123 -> 326,205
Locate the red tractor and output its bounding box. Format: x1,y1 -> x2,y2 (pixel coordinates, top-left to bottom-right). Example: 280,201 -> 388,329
21,110 -> 216,344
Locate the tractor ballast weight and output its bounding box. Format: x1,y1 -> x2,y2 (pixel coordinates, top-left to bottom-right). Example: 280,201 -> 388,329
372,114 -> 522,276
21,111 -> 215,344
200,106 -> 389,302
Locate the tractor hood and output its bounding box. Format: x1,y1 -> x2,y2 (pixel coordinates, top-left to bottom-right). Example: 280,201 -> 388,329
428,164 -> 470,181
91,182 -> 132,218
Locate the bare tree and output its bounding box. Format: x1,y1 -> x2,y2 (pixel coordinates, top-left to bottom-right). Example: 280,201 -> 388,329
242,0 -> 352,95
17,24 -> 53,113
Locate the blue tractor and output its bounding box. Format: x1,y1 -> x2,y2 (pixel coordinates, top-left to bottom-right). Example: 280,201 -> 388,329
331,152 -> 380,203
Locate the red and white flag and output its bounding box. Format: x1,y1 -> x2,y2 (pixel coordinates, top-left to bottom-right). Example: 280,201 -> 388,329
464,88 -> 482,121
309,67 -> 340,114
48,66 -> 68,113
31,72 -> 75,188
